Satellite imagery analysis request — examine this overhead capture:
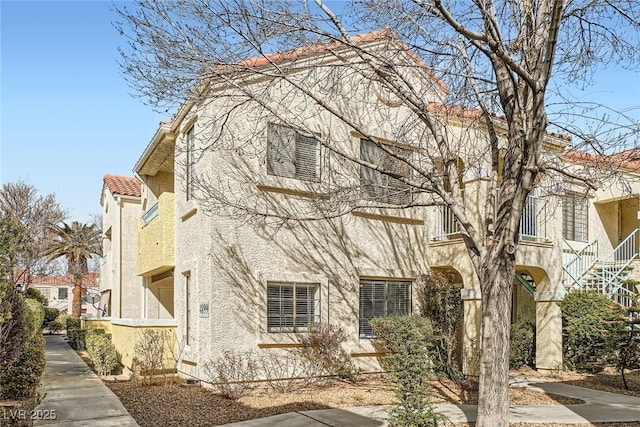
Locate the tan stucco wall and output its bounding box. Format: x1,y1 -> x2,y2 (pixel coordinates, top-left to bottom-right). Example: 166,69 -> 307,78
82,318 -> 113,333
110,319 -> 178,371
100,188 -> 143,319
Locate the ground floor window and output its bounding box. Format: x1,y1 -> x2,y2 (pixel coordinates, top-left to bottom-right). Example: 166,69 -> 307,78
359,279 -> 411,338
267,282 -> 319,332
58,287 -> 68,300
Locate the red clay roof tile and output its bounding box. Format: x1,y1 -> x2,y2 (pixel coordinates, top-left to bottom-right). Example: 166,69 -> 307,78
104,174 -> 142,198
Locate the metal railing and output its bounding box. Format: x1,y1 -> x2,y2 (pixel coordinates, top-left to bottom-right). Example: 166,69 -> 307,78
562,239 -> 598,289
518,195 -> 548,240
432,205 -> 461,241
141,202 -> 159,226
598,228 -> 639,305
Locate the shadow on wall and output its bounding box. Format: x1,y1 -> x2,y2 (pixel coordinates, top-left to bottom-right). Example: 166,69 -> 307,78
208,196 -> 430,343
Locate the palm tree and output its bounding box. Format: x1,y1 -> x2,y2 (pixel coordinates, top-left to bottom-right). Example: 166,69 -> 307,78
45,221 -> 102,318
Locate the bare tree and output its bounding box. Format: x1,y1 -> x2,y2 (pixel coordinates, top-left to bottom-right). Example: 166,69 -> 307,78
0,181 -> 67,287
114,1 -> 639,424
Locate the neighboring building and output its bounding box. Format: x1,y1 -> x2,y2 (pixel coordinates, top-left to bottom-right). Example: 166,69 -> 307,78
99,31 -> 640,378
26,273 -> 99,316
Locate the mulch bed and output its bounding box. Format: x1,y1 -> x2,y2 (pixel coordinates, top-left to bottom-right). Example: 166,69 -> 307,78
105,373 -> 593,427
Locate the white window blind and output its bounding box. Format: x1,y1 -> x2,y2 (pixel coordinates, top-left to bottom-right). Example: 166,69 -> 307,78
267,123 -> 320,182
359,279 -> 411,338
267,282 -> 319,332
562,193 -> 588,242
186,126 -> 195,200
359,139 -> 411,205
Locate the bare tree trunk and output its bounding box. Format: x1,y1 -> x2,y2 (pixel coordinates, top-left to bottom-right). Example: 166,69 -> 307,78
476,251 -> 515,426
72,275 -> 82,318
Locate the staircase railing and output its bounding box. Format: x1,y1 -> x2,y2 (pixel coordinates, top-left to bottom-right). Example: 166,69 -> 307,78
599,228 -> 640,305
562,239 -> 598,289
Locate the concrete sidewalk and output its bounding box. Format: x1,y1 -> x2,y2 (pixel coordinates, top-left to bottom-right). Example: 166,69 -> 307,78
33,335 -> 138,427
223,375 -> 640,426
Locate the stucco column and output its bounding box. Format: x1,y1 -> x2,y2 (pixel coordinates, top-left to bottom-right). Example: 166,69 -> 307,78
534,290 -> 564,373
461,288 -> 482,377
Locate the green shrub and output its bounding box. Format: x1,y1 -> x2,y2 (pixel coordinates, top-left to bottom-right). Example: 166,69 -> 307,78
85,333 -> 119,376
24,298 -> 45,336
0,334 -> 46,399
560,290 -> 621,372
418,271 -> 463,379
66,317 -> 81,331
0,281 -> 29,368
370,316 -> 444,427
510,319 -> 535,368
67,328 -> 86,350
87,328 -> 105,336
25,287 -> 48,306
43,307 -> 60,331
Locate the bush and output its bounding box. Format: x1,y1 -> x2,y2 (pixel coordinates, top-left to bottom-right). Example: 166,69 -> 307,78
86,333 -> 119,376
133,329 -> 177,384
66,317 -> 81,331
560,290 -> 621,372
510,319 -> 535,368
25,287 -> 48,306
43,307 -> 60,331
67,328 -> 86,350
0,334 -> 46,399
418,271 -> 463,379
295,323 -> 361,382
370,316 -> 444,427
203,350 -> 259,399
24,298 -> 44,337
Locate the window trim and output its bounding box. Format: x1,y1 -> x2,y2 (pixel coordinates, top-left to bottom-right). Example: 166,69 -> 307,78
359,279 -> 412,339
267,281 -> 320,333
359,138 -> 412,205
266,123 -> 321,182
185,126 -> 195,200
562,192 -> 589,242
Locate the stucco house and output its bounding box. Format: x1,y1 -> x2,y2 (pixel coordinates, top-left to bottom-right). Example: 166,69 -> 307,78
98,31 -> 640,378
24,272 -> 99,316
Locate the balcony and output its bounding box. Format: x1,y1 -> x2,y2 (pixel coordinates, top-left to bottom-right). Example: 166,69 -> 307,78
137,192 -> 175,276
431,194 -> 550,242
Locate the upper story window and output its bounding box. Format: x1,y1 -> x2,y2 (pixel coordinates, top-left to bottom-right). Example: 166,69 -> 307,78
186,126 -> 195,200
58,287 -> 68,300
360,139 -> 412,205
562,192 -> 588,242
266,123 -> 320,182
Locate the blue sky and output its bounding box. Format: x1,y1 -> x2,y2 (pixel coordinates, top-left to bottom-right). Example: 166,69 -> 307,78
1,1 -> 638,224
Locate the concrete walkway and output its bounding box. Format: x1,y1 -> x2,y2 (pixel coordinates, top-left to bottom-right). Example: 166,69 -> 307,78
33,335 -> 138,427
222,375 -> 640,426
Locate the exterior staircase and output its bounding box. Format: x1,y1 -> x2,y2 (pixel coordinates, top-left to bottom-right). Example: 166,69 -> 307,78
563,228 -> 640,307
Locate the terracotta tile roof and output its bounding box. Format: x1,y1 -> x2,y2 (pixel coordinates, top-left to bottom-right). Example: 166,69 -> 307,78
564,149 -> 640,171
14,270 -> 98,287
211,28 -> 449,94
104,174 -> 141,198
426,102 -> 571,142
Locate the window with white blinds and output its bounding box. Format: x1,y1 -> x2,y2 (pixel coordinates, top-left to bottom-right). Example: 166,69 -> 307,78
266,123 -> 320,182
360,139 -> 412,205
267,282 -> 320,332
562,193 -> 588,242
359,279 -> 411,338
186,126 -> 195,200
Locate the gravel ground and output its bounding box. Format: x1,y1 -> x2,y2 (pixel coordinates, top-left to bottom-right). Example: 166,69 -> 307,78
105,371 -> 608,427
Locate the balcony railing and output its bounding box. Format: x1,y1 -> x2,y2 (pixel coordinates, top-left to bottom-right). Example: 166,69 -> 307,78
141,202 -> 159,226
518,195 -> 548,241
432,192 -> 549,242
